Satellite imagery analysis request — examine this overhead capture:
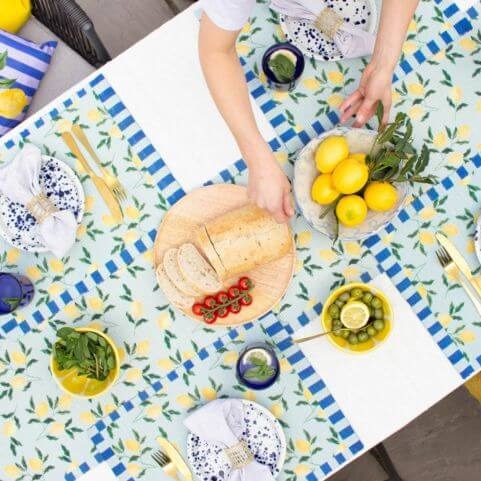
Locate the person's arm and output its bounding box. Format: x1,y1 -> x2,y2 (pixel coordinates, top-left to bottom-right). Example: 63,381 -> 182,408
199,14 -> 293,223
340,0 -> 420,126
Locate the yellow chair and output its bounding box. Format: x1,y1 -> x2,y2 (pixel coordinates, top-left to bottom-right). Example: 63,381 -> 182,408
465,373 -> 481,402
0,0 -> 31,33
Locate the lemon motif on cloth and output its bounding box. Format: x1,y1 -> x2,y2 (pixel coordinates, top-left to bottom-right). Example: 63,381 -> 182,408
0,0 -> 31,33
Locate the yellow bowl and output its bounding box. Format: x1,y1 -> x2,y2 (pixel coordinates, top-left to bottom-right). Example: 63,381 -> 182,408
321,282 -> 393,354
50,327 -> 120,398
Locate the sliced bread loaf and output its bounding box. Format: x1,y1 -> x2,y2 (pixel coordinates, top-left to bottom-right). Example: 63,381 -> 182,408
196,225 -> 226,279
177,243 -> 222,294
163,248 -> 201,296
156,264 -> 194,309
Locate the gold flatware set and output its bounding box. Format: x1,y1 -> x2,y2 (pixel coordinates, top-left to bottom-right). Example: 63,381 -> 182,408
61,125 -> 126,223
152,437 -> 192,481
435,232 -> 481,316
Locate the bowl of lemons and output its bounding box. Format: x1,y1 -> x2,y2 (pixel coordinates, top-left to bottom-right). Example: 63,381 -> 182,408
51,326 -> 120,398
321,283 -> 393,353
293,126 -> 410,241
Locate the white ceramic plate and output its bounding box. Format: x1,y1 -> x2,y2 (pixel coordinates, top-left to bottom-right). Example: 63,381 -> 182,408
186,399 -> 286,481
0,155 -> 85,252
293,126 -> 409,241
280,0 -> 377,62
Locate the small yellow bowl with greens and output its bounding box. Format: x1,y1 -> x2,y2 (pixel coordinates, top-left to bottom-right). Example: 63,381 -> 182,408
50,326 -> 120,398
321,283 -> 392,353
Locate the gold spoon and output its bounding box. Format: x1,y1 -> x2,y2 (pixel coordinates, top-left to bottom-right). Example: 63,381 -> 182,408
293,327 -> 352,344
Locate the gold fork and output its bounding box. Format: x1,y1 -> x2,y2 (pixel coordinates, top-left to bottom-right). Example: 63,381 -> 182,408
152,450 -> 179,480
72,124 -> 127,202
436,247 -> 481,316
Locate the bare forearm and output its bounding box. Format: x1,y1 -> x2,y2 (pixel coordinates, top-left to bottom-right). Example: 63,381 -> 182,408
372,0 -> 419,70
199,24 -> 263,162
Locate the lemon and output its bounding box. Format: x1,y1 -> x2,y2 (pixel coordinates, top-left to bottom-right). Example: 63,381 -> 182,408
311,174 -> 340,205
348,153 -> 366,163
364,182 -> 398,212
336,195 -> 368,227
340,301 -> 370,329
332,159 -> 369,194
315,135 -> 349,173
0,88 -> 28,119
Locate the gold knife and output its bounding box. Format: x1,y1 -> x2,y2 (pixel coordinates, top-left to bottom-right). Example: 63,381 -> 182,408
435,232 -> 481,298
156,437 -> 192,481
61,132 -> 123,223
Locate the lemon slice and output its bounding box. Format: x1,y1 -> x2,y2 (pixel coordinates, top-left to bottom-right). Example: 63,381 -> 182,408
340,301 -> 369,329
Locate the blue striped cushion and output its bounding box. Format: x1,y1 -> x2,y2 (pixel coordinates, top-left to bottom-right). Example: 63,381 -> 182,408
0,28 -> 57,136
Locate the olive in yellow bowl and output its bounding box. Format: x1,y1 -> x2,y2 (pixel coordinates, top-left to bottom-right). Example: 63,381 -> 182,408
321,283 -> 392,353
51,327 -> 120,398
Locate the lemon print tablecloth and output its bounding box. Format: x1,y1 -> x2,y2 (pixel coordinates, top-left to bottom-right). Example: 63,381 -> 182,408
1,0 -> 481,480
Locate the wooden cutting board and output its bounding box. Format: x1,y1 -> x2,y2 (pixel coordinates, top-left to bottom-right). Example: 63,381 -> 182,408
153,184 -> 295,326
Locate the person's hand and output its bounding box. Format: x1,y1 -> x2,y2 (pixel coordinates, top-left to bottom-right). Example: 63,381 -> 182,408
339,60 -> 394,127
242,140 -> 294,223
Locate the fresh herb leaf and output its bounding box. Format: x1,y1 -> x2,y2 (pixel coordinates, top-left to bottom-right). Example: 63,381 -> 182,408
54,329 -> 116,381
268,53 -> 296,83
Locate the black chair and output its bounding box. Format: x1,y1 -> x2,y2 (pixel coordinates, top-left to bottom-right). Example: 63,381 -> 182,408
370,443 -> 405,481
31,0 -> 110,67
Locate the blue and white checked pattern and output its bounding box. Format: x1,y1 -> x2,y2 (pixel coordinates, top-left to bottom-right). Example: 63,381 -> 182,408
89,74 -> 186,206
265,319 -> 364,478
238,0 -> 481,158
361,155 -> 481,379
75,312 -> 362,481
0,29 -> 56,135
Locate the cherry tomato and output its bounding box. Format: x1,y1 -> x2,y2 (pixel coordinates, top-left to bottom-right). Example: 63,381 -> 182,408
215,292 -> 229,304
228,302 -> 241,314
227,286 -> 240,299
238,277 -> 253,291
240,293 -> 253,306
192,303 -> 204,316
217,307 -> 229,318
203,296 -> 217,309
203,311 -> 217,324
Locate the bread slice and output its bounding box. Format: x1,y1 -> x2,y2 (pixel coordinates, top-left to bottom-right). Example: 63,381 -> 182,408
196,225 -> 227,279
177,243 -> 222,294
163,248 -> 201,296
156,264 -> 194,309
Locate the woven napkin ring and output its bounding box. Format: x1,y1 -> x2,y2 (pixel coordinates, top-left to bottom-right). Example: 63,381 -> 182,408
315,7 -> 344,39
26,192 -> 57,223
224,440 -> 254,469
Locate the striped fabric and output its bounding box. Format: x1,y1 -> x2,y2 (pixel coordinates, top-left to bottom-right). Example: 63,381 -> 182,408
0,28 -> 56,136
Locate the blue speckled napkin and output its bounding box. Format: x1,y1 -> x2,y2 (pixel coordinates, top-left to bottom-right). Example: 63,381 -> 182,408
184,399 -> 276,481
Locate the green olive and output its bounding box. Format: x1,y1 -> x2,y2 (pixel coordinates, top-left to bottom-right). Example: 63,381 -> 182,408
371,297 -> 382,309
367,325 -> 377,337
373,319 -> 385,331
332,320 -> 343,331
335,299 -> 345,309
339,292 -> 351,302
358,331 -> 369,343
341,330 -> 350,339
374,308 -> 384,319
328,304 -> 340,318
362,292 -> 373,304
348,333 -> 359,345
350,288 -> 363,299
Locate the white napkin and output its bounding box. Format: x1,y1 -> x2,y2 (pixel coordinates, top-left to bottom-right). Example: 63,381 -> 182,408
270,0 -> 375,58
184,399 -> 275,481
0,144 -> 77,257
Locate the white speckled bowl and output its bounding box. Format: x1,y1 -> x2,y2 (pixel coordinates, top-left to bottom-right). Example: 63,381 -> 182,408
293,126 -> 409,241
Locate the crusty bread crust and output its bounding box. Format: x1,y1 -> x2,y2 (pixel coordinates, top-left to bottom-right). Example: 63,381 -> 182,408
177,243 -> 221,294
156,264 -> 194,309
195,225 -> 227,279
201,204 -> 292,277
163,248 -> 200,296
